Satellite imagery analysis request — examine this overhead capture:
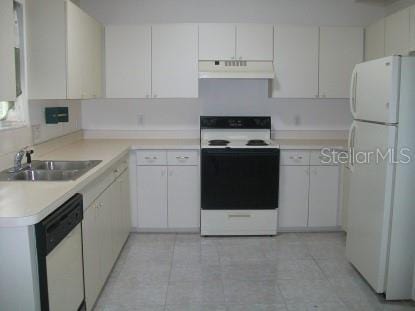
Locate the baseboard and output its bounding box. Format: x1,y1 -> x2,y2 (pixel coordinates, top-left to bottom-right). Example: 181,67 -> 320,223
278,226 -> 344,233
131,227 -> 200,233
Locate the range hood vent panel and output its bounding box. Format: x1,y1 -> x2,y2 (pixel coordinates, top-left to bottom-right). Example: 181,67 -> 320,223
199,60 -> 275,79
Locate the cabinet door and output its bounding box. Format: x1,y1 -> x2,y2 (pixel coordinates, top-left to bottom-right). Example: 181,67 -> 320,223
82,203 -> 101,311
106,25 -> 151,98
81,12 -> 102,99
137,166 -> 168,228
89,17 -> 103,98
365,19 -> 385,61
152,24 -> 198,98
319,27 -> 363,98
236,24 -> 273,61
0,0 -> 16,101
167,166 -> 200,229
278,166 -> 309,228
26,0 -> 67,99
273,26 -> 318,98
99,186 -> 115,281
66,0 -> 84,99
308,166 -> 340,228
410,5 -> 415,52
199,23 -> 235,60
385,8 -> 410,56
119,170 -> 131,242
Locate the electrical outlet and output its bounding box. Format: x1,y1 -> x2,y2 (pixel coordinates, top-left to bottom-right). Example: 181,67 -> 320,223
137,114 -> 144,126
32,124 -> 41,141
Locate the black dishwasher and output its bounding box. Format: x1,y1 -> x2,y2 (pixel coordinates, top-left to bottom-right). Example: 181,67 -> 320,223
35,194 -> 85,311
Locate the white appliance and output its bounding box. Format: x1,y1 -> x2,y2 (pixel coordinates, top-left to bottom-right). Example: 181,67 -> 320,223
346,56 -> 415,300
199,60 -> 275,79
200,116 -> 280,236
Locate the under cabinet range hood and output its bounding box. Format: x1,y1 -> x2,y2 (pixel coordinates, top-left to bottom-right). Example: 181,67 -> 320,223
199,60 -> 275,79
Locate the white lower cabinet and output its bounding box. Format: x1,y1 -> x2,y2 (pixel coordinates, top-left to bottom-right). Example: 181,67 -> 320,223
168,166 -> 200,229
278,166 -> 309,228
137,166 -> 168,228
82,159 -> 131,310
308,166 -> 340,227
278,150 -> 340,230
136,150 -> 200,231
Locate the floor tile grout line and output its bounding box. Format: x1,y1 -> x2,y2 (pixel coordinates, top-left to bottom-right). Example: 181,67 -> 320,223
163,233 -> 177,310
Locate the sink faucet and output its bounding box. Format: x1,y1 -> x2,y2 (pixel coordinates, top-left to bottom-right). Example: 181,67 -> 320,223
10,148 -> 34,172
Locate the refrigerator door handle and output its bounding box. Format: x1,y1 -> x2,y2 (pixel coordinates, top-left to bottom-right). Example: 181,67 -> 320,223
348,123 -> 356,171
350,67 -> 358,118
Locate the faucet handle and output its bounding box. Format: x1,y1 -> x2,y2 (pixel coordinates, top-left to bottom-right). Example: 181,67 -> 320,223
25,149 -> 34,165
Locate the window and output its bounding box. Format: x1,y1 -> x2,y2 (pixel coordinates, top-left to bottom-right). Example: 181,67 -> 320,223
1,0 -> 26,126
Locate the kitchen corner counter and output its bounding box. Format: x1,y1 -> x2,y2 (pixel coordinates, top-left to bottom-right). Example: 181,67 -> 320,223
274,138 -> 347,150
0,138 -> 200,227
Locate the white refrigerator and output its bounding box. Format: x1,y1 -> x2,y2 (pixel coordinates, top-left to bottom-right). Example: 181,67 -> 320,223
346,56 -> 415,300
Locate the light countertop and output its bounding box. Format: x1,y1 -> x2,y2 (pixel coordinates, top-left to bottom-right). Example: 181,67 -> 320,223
274,139 -> 347,150
0,137 -> 345,227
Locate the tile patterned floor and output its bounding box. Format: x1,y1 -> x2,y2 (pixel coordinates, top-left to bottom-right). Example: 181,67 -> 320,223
94,233 -> 415,311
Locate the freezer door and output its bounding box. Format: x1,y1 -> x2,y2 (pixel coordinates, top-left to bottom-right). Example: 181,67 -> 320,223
350,56 -> 400,124
346,120 -> 397,293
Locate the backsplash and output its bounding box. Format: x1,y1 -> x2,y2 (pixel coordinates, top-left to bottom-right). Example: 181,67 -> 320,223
29,99 -> 82,144
0,100 -> 82,171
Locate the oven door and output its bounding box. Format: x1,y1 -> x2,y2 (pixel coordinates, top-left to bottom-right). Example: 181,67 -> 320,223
201,148 -> 279,210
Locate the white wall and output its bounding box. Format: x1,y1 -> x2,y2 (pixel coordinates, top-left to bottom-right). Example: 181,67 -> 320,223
81,0 -> 385,137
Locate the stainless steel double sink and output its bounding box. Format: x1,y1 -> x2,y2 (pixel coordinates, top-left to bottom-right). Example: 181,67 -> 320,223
0,160 -> 102,181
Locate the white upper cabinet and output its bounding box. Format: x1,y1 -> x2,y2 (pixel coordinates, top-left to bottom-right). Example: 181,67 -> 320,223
198,23 -> 273,61
66,1 -> 84,99
410,5 -> 415,52
0,0 -> 16,101
385,8 -> 411,56
67,1 -> 103,99
273,26 -> 319,98
365,19 -> 385,61
27,0 -> 103,99
199,24 -> 235,60
319,27 -> 364,98
236,24 -> 274,61
152,24 -> 198,98
106,25 -> 151,98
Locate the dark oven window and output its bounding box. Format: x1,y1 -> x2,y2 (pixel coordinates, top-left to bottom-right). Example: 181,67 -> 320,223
201,148 -> 279,210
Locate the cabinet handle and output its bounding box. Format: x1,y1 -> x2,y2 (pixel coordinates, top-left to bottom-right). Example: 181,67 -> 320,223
176,156 -> 189,160
228,214 -> 251,218
289,156 -> 303,160
144,156 -> 158,160
231,56 -> 235,60
153,94 -> 158,98
168,170 -> 173,177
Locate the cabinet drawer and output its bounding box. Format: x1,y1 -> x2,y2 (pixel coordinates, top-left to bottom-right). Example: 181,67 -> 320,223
136,150 -> 167,165
280,150 -> 310,166
167,150 -> 199,166
201,210 -> 277,235
310,150 -> 338,166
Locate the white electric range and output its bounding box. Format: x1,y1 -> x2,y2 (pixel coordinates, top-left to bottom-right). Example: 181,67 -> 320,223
200,116 -> 280,236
